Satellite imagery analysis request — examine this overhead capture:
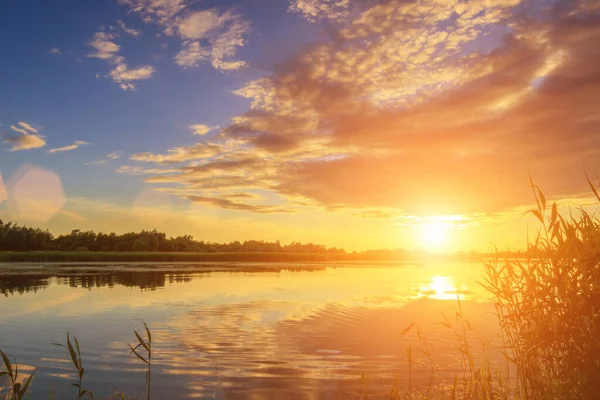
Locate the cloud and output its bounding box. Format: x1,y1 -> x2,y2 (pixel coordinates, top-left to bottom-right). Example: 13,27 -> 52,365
3,134 -> 45,152
180,158 -> 259,174
48,140 -> 90,154
17,122 -> 38,133
117,20 -> 141,37
176,13 -> 250,71
3,122 -> 45,151
187,195 -> 292,214
130,142 -> 223,163
109,63 -> 156,90
14,122 -> 38,134
117,0 -> 186,30
116,165 -> 181,175
189,124 -> 218,135
223,192 -> 261,200
177,9 -> 233,40
174,42 -> 210,68
85,150 -> 123,165
10,125 -> 29,135
49,47 -> 62,55
87,32 -> 122,63
107,151 -> 122,160
84,160 -> 107,166
289,0 -> 350,22
209,19 -> 250,71
86,30 -> 155,90
19,122 -> 38,133
128,0 -> 600,219
119,1 -> 250,71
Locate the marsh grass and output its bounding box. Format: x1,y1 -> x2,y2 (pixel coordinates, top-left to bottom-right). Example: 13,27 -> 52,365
128,323 -> 152,400
52,333 -> 93,400
0,325 -> 154,400
478,176 -> 600,399
394,177 -> 600,399
396,298 -> 514,400
0,349 -> 35,400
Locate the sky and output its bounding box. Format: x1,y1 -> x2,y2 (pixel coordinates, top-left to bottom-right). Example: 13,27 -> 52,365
1,0 -> 600,252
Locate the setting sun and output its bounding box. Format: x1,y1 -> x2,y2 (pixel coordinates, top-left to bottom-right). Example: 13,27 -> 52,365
420,221 -> 449,252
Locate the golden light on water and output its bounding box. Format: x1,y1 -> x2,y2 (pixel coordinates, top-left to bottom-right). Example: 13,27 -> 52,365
419,275 -> 463,301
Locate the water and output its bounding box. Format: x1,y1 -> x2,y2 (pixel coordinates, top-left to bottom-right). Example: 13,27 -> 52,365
0,262 -> 500,399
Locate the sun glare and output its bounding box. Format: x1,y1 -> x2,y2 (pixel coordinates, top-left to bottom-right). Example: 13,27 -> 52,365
419,276 -> 459,300
420,221 -> 448,252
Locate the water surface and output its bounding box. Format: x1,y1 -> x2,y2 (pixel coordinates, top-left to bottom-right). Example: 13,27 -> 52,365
0,262 -> 500,399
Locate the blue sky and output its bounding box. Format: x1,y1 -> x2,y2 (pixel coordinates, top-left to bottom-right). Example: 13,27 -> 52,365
0,0 -> 316,204
1,0 -> 599,251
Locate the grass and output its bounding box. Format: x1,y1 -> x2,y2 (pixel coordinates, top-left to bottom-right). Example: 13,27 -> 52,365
397,297 -> 511,400
0,350 -> 35,400
1,327 -> 150,400
393,178 -> 600,399
1,179 -> 599,399
479,176 -> 600,399
52,334 -> 93,400
128,324 -> 152,400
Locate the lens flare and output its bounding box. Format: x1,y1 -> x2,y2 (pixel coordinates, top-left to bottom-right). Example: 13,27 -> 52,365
7,165 -> 65,223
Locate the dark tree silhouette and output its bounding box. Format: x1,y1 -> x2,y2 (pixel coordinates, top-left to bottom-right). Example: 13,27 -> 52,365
0,219 -> 346,254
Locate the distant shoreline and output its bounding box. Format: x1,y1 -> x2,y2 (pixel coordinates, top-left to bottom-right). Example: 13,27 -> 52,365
0,251 -> 404,263
0,250 -> 485,264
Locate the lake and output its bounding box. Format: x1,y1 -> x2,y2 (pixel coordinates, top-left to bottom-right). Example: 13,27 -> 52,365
0,262 -> 502,399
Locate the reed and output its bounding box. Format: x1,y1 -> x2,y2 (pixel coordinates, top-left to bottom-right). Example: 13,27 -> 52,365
479,176 -> 600,399
0,325 -> 154,400
396,177 -> 600,399
52,333 -> 93,400
398,297 -> 507,400
0,350 -> 35,400
128,323 -> 152,400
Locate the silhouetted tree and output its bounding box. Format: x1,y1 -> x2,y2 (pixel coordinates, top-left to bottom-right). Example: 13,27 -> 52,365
0,219 -> 346,254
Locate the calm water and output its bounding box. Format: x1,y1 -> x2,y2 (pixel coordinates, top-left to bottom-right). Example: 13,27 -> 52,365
0,262 -> 501,399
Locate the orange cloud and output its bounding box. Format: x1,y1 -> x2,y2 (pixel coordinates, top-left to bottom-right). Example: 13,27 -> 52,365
126,0 -> 600,218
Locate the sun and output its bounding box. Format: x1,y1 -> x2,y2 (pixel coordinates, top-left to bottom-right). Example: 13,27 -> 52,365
420,221 -> 448,252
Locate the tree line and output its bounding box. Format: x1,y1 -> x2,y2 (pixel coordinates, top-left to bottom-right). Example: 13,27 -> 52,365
0,220 -> 346,253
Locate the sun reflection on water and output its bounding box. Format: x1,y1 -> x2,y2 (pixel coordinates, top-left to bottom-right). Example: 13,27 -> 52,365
418,275 -> 467,300
0,264 -> 494,399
